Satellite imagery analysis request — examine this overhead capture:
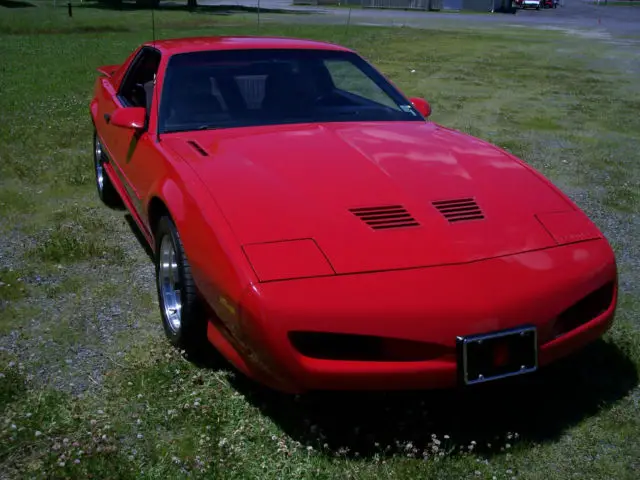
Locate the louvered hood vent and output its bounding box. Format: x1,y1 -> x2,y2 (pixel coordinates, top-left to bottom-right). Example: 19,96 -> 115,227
349,205 -> 420,230
432,197 -> 484,223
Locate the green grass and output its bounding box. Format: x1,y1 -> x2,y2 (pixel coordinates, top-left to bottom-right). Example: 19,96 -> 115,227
1,2 -> 640,479
0,270 -> 28,303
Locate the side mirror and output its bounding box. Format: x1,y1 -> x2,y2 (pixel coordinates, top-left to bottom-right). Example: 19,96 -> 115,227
109,107 -> 146,130
409,97 -> 431,118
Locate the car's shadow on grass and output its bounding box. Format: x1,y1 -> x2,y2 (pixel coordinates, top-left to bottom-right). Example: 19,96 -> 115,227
223,339 -> 637,457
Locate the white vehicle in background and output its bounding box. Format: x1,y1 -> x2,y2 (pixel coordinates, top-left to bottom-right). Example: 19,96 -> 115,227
519,0 -> 543,8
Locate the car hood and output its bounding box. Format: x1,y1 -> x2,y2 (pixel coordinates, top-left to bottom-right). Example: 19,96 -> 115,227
163,121 -> 578,276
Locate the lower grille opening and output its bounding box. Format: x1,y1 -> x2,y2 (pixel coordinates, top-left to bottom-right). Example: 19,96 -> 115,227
553,281 -> 616,338
289,332 -> 451,362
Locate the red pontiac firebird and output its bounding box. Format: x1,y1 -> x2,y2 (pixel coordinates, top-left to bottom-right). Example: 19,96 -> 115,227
90,36 -> 617,393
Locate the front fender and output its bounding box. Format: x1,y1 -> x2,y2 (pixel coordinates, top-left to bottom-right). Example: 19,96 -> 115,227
149,178 -> 187,228
147,168 -> 258,338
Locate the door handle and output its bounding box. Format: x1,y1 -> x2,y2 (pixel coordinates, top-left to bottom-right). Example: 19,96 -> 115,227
104,113 -> 111,124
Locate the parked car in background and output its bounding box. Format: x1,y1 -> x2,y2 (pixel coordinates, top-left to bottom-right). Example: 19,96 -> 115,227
518,0 -> 543,8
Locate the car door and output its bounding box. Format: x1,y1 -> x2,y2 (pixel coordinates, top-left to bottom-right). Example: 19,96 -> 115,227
104,47 -> 162,223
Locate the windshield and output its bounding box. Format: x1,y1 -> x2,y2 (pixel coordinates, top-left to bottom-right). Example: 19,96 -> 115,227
158,48 -> 423,133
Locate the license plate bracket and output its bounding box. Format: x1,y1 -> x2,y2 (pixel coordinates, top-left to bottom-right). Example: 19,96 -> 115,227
457,325 -> 538,386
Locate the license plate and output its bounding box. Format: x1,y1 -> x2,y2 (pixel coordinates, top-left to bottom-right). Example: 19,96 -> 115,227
457,325 -> 538,386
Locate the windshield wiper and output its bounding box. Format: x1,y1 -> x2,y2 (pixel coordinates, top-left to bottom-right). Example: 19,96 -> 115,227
160,125 -> 219,134
334,110 -> 362,117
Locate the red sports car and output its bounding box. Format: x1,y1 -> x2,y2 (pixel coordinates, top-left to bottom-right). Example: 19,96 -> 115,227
90,36 -> 617,393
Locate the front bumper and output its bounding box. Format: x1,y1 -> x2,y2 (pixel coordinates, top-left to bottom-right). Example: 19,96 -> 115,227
235,239 -> 617,393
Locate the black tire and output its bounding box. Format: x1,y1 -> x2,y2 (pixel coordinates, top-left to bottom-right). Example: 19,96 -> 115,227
154,215 -> 205,352
93,131 -> 122,208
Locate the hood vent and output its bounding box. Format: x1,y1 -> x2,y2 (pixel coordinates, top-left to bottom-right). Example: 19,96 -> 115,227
187,140 -> 208,157
349,205 -> 420,230
432,198 -> 484,223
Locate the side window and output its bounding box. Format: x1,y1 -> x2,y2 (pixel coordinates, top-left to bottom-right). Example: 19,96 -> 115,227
118,48 -> 161,112
323,59 -> 397,109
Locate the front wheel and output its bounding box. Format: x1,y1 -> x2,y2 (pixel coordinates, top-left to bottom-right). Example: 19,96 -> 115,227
93,131 -> 121,208
155,216 -> 205,352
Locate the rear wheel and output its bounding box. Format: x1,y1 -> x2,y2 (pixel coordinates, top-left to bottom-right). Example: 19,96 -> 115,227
155,215 -> 205,352
93,131 -> 121,208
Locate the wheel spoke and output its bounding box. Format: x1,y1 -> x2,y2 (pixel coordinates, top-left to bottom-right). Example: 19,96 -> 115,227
159,234 -> 183,333
95,137 -> 104,190
171,251 -> 179,289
